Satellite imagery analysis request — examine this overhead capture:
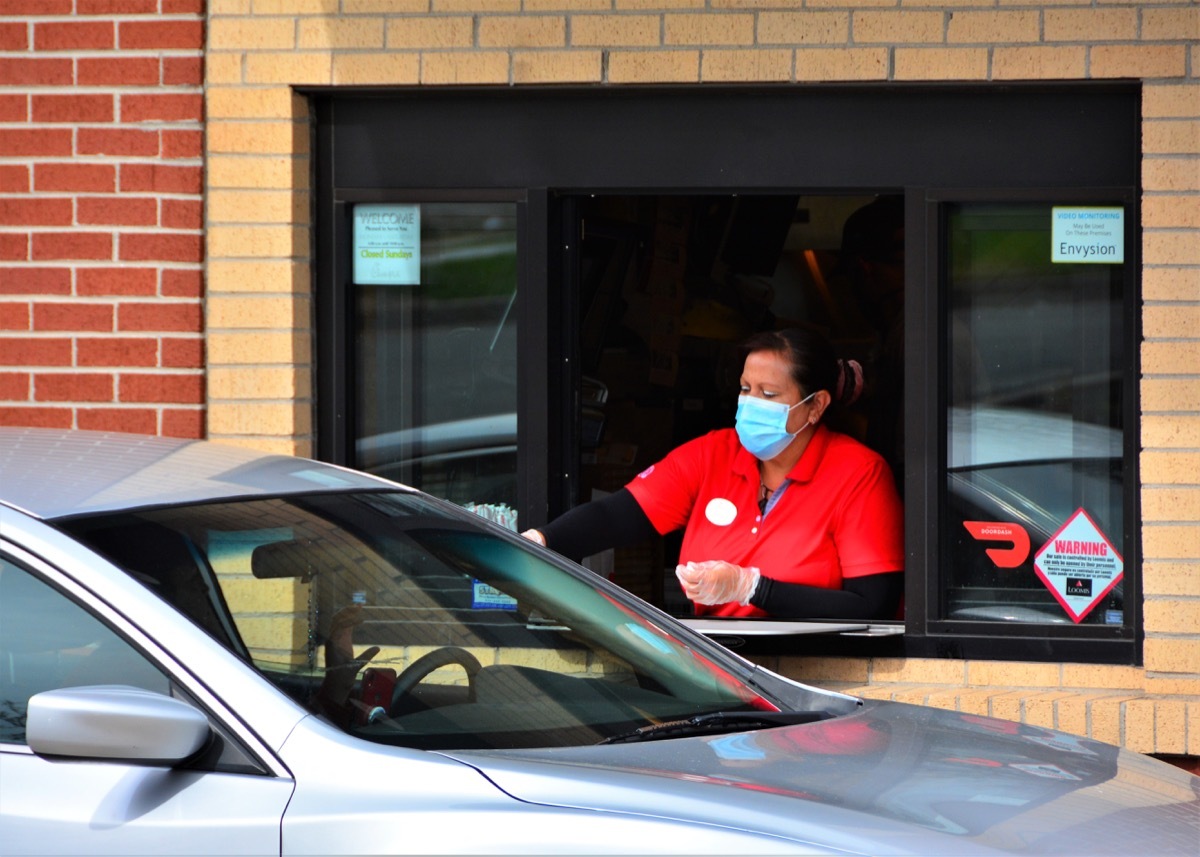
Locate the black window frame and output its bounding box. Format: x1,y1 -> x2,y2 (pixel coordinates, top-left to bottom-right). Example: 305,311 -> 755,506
900,187 -> 1141,664
311,83 -> 1142,665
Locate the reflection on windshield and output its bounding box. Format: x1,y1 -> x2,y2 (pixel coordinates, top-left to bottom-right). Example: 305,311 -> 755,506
61,491 -> 770,750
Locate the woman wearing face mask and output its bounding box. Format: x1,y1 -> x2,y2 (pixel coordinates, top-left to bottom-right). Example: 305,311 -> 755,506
522,327 -> 904,619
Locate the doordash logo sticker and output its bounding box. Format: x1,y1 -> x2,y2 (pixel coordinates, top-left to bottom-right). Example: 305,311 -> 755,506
962,521 -> 1031,568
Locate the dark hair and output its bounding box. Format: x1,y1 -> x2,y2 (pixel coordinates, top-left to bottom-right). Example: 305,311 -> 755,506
741,327 -> 862,406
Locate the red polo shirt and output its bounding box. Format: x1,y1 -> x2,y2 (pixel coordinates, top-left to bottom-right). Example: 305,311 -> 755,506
625,426 -> 904,617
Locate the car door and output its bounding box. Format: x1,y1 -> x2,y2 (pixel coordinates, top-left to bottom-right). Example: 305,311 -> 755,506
0,552 -> 294,856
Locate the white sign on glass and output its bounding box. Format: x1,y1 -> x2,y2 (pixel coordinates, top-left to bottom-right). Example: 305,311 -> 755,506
353,204 -> 420,285
1033,507 -> 1123,624
1051,206 -> 1124,264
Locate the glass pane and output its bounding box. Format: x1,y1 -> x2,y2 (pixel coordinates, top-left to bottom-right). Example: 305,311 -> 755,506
353,203 -> 519,518
942,203 -> 1126,627
0,557 -> 169,744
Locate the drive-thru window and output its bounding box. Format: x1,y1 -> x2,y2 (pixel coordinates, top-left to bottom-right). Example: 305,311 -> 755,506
313,84 -> 1139,665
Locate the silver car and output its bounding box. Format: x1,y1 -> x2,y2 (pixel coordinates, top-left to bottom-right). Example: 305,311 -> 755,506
0,427 -> 1195,855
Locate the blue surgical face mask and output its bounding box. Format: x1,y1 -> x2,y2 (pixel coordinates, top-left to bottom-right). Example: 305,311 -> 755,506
735,392 -> 816,461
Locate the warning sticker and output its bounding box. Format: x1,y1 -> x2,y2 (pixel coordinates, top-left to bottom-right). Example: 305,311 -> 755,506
1033,508 -> 1123,623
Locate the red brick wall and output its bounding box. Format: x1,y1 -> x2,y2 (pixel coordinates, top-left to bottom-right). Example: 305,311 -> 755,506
0,0 -> 205,438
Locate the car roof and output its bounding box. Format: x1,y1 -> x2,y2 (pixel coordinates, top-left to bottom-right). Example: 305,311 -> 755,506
0,427 -> 394,520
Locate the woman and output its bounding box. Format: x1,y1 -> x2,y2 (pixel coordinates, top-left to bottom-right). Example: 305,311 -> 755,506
523,328 -> 904,619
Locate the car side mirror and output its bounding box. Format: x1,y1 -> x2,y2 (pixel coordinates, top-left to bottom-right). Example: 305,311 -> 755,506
26,685 -> 210,765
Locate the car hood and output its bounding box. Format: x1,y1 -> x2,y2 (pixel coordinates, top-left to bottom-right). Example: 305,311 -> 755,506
441,701 -> 1199,856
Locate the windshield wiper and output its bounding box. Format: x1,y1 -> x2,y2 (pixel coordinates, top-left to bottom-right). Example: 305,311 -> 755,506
598,709 -> 829,745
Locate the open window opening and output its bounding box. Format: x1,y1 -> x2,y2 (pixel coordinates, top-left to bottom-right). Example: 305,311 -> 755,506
567,193 -> 906,615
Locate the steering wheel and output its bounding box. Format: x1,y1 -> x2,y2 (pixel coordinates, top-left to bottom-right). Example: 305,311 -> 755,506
389,646 -> 482,715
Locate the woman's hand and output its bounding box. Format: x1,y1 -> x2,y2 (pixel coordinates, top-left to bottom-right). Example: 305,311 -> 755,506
520,529 -> 546,546
675,560 -> 760,606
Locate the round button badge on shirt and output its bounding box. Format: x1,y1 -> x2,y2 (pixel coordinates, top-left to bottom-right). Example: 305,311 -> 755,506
705,497 -> 737,526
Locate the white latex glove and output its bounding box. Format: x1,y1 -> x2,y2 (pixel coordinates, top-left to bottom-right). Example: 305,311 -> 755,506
675,560 -> 760,606
521,529 -> 546,546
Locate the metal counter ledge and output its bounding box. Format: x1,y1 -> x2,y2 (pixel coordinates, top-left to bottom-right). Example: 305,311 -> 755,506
678,618 -> 906,637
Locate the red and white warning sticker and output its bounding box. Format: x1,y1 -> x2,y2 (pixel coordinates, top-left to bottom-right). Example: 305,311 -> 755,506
1033,508 -> 1123,623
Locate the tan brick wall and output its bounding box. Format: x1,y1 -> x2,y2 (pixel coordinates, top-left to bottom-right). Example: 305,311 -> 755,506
189,1 -> 1195,753
762,654 -> 1199,756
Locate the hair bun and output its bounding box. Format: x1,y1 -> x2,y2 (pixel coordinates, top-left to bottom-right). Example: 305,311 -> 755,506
835,358 -> 864,406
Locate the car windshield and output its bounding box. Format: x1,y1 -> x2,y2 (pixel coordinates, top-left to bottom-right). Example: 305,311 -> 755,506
56,491 -> 775,750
